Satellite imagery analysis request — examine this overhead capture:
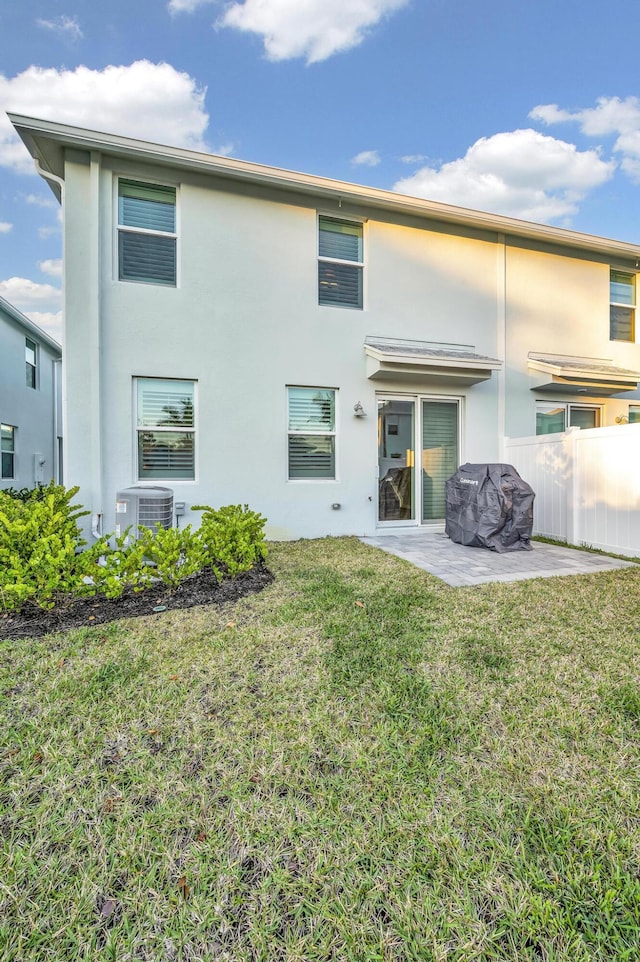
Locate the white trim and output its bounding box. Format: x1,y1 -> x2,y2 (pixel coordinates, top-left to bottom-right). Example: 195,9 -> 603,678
286,384 -> 339,482
376,391 -> 463,527
114,175 -> 179,288
317,213 -> 365,311
133,376 -> 197,483
13,112 -> 640,263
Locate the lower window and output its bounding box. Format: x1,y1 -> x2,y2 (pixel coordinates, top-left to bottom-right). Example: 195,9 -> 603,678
1,424 -> 15,479
136,378 -> 195,480
288,387 -> 336,479
536,402 -> 601,435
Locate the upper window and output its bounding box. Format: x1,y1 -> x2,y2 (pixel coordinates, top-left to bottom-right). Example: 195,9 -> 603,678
318,216 -> 363,309
610,270 -> 635,341
536,402 -> 601,435
118,180 -> 177,286
136,378 -> 195,480
1,424 -> 15,479
288,387 -> 336,479
25,337 -> 37,389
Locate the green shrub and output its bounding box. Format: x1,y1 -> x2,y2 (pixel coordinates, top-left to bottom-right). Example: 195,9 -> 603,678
79,530 -> 154,599
0,484 -> 90,610
1,484 -> 46,503
192,503 -> 267,578
0,486 -> 268,614
137,524 -> 205,587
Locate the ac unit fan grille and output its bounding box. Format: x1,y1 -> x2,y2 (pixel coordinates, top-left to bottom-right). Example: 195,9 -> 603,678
139,496 -> 174,530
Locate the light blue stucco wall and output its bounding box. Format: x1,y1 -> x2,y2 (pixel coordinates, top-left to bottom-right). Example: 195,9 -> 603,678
60,150 -> 640,540
0,303 -> 61,491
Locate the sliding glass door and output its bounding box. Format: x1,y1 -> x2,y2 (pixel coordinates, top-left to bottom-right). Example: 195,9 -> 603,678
378,399 -> 416,522
421,400 -> 459,522
377,395 -> 459,525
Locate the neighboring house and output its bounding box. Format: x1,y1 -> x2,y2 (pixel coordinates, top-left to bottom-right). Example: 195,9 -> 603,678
0,294 -> 62,491
9,113 -> 640,539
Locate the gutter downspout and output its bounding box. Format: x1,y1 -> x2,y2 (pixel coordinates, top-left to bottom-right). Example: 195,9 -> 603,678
88,151 -> 103,538
497,233 -> 507,460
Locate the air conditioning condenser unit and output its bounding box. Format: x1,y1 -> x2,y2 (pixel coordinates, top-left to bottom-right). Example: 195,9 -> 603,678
115,486 -> 174,541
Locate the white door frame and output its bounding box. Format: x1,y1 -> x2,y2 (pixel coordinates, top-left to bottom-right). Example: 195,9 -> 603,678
376,391 -> 462,528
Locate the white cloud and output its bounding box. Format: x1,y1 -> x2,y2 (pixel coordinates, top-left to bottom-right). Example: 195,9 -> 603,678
39,259 -> 63,278
24,192 -> 57,209
38,226 -> 61,239
0,276 -> 62,311
393,129 -> 615,223
0,222 -> 12,233
351,149 -> 380,167
218,0 -> 409,63
532,96 -> 640,184
400,153 -> 428,164
168,0 -> 216,11
36,15 -> 83,41
0,277 -> 63,341
0,61 -> 210,173
27,311 -> 63,343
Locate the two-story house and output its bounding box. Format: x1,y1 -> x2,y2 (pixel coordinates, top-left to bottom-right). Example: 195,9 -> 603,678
10,113 -> 640,539
0,294 -> 62,491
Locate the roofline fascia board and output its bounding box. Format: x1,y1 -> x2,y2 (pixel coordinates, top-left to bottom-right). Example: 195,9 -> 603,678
9,113 -> 640,261
0,294 -> 62,355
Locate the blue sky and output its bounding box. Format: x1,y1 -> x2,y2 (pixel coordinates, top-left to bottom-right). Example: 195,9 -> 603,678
1,0 -> 640,342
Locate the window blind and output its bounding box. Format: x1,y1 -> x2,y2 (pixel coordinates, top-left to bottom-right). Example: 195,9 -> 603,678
319,217 -> 362,262
421,401 -> 458,521
288,387 -> 336,479
119,181 -> 176,233
318,262 -> 363,308
138,432 -> 195,480
137,380 -> 194,428
119,232 -> 176,286
288,388 -> 335,432
288,436 -> 335,479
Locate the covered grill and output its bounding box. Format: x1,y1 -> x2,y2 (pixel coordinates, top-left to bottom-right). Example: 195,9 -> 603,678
445,463 -> 535,552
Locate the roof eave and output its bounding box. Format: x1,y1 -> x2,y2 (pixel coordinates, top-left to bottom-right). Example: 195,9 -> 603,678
0,295 -> 62,355
9,113 -> 640,261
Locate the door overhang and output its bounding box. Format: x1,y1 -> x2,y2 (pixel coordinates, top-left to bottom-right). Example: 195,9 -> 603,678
528,352 -> 640,397
365,336 -> 502,386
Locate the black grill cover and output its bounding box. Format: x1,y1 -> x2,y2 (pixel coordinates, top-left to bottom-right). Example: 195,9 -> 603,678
445,463 -> 535,552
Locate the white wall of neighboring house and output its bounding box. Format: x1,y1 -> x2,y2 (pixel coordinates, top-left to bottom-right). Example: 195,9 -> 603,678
11,116 -> 640,542
0,298 -> 62,491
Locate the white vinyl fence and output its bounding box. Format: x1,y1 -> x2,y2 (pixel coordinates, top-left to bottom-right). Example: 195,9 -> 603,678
504,423 -> 640,557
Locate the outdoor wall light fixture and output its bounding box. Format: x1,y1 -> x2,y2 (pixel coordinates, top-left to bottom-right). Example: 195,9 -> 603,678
616,415 -> 629,424
353,401 -> 367,417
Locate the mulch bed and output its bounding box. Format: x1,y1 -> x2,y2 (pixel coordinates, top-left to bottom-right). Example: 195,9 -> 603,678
0,563 -> 274,641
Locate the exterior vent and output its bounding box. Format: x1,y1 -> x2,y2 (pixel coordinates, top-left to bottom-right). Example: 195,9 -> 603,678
115,486 -> 174,540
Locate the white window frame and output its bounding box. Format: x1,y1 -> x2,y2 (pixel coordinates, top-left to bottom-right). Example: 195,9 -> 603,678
610,269 -> 636,342
536,401 -> 603,434
317,213 -> 365,310
134,377 -> 197,483
1,424 -> 16,480
287,386 -> 338,482
115,176 -> 179,287
25,337 -> 37,389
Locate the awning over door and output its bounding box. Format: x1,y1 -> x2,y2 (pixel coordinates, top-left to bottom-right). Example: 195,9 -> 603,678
364,337 -> 502,385
528,353 -> 640,396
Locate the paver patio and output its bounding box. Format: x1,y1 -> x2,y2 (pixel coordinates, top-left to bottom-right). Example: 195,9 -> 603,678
360,530 -> 638,586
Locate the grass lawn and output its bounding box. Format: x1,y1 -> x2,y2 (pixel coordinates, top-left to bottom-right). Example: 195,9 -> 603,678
2,537 -> 640,961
